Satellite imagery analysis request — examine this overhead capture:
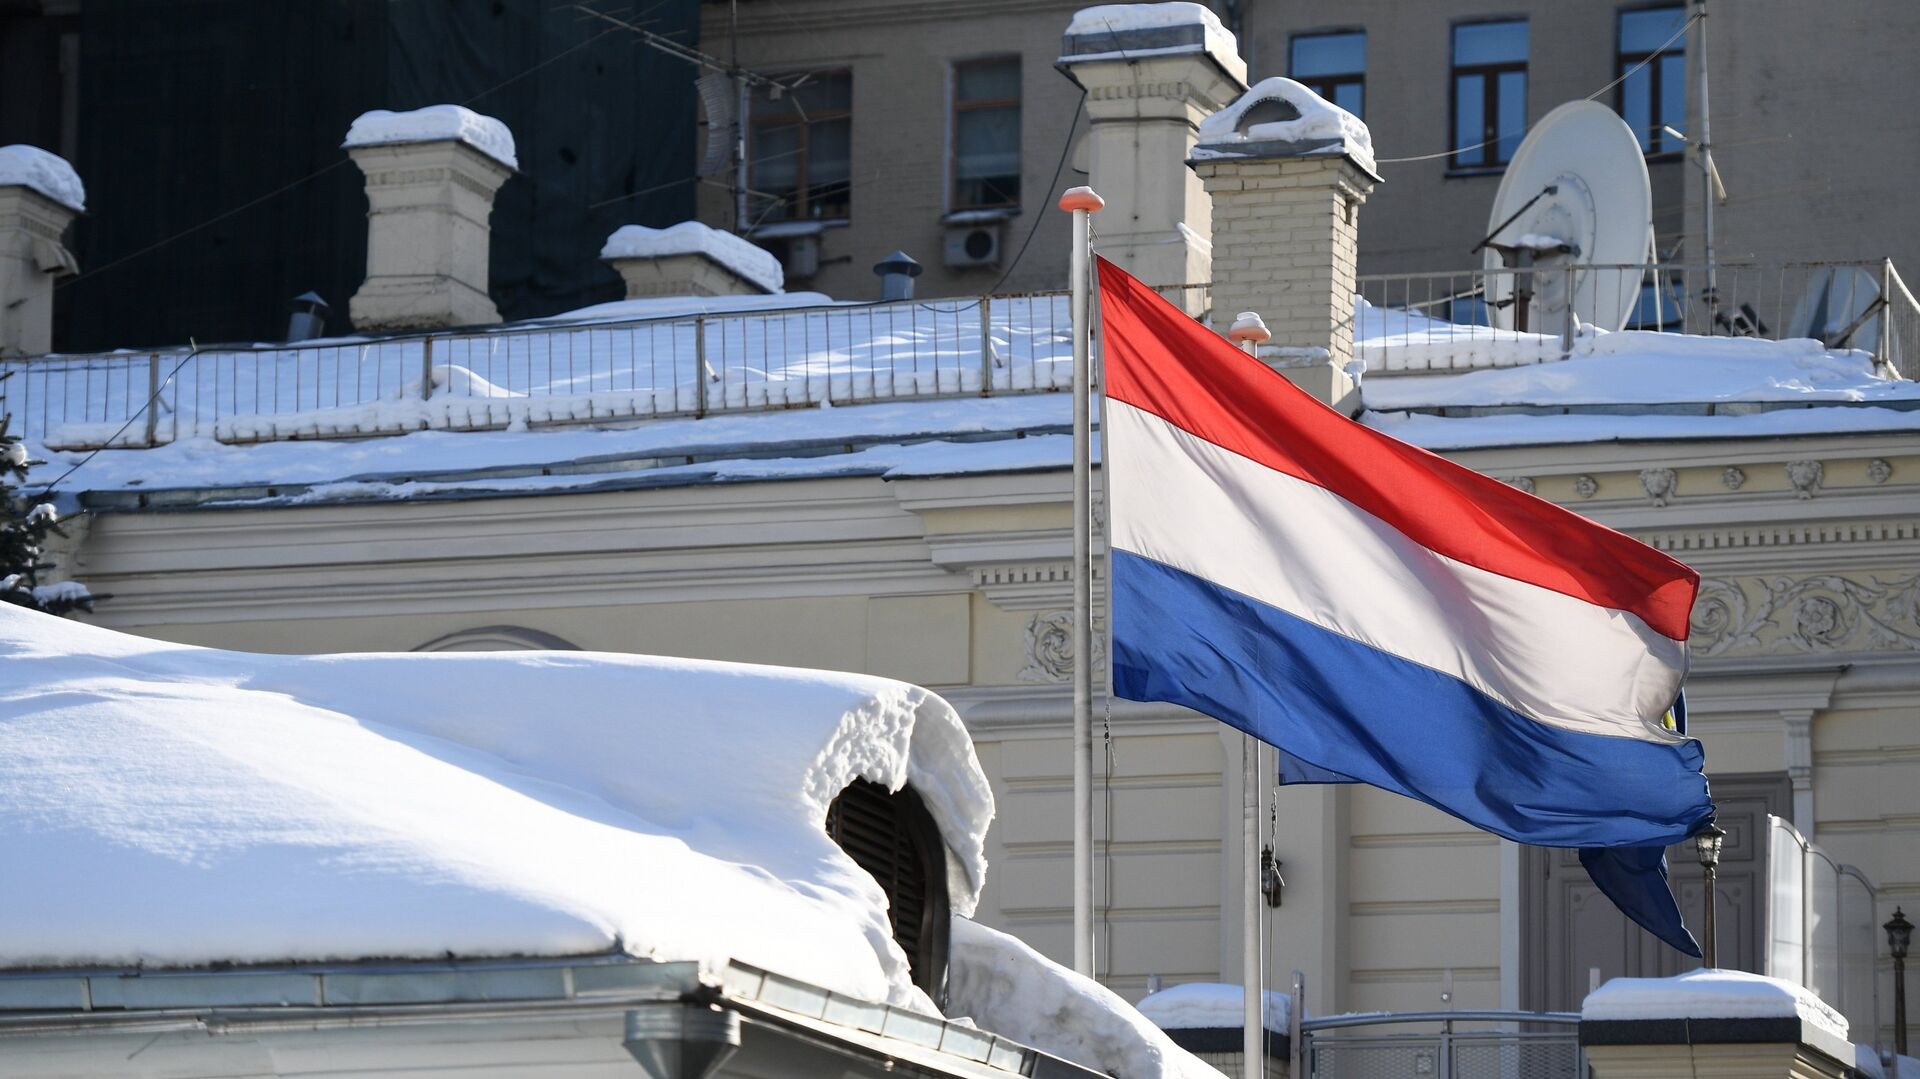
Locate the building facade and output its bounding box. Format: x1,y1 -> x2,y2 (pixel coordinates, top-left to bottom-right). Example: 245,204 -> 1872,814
700,0 -> 1920,303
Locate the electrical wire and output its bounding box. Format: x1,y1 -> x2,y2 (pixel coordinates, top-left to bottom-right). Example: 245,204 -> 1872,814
1373,12 -> 1698,166
35,342 -> 202,496
55,25 -> 624,293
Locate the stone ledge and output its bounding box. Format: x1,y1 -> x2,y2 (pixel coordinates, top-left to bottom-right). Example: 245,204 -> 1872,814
1580,1016 -> 1852,1069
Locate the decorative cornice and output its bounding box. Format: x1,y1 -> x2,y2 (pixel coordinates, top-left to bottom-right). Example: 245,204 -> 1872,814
1691,571 -> 1920,660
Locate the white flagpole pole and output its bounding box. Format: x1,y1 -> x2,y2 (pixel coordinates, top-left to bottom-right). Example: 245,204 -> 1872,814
1060,185 -> 1105,977
1229,311 -> 1274,1075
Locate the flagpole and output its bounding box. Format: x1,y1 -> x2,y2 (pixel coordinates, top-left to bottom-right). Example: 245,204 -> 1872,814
1060,185 -> 1105,977
1229,311 -> 1274,1075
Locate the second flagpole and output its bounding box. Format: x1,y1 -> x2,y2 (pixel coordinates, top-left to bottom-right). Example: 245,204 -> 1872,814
1059,185 -> 1105,977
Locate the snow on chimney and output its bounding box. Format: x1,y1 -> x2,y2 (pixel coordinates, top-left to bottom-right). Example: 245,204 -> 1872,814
0,145 -> 83,358
342,106 -> 515,332
599,222 -> 783,299
1189,78 -> 1379,412
1058,3 -> 1246,313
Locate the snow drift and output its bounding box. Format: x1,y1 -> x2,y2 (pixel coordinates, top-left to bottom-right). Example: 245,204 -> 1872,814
0,605 -> 988,1013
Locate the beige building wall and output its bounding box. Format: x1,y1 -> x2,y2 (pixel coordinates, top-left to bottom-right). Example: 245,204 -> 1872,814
702,1 -> 1920,291
60,431 -> 1920,1036
695,0 -> 1089,302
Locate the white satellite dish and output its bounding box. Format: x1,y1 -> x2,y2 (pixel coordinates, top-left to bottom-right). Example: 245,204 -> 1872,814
1480,101 -> 1653,334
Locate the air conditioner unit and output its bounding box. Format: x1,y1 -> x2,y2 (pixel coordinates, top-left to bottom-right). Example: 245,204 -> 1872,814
782,234 -> 820,279
944,221 -> 1004,269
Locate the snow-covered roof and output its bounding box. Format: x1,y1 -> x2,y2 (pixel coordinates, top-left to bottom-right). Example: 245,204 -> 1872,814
0,606 -> 1224,1079
601,221 -> 784,294
1193,77 -> 1375,176
1582,969 -> 1847,1041
1061,3 -> 1240,71
1137,982 -> 1292,1033
0,144 -> 85,212
0,605 -> 986,1011
343,105 -> 517,170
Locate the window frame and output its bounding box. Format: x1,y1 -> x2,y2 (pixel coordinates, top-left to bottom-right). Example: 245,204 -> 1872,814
948,55 -> 1023,213
1288,29 -> 1367,119
1448,18 -> 1529,174
747,68 -> 853,224
1614,4 -> 1687,158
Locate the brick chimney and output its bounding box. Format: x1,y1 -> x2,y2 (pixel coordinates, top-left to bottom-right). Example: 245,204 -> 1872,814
1058,4 -> 1246,311
343,106 -> 515,332
0,145 -> 83,358
600,223 -> 783,299
1189,78 -> 1379,412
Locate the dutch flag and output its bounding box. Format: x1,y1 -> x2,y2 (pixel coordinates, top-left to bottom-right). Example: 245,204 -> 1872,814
1099,257 -> 1714,947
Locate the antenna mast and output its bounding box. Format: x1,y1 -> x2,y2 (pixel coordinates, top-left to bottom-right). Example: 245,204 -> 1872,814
1694,0 -> 1718,323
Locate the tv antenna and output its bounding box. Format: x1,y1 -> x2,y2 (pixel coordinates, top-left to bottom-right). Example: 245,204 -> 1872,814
573,2 -> 804,232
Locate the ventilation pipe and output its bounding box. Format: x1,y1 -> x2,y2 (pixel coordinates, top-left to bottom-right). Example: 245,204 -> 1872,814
285,291 -> 330,343
873,250 -> 922,301
622,1003 -> 741,1079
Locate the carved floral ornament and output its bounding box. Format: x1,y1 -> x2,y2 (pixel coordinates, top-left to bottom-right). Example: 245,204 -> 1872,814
1689,572 -> 1920,658
1018,610 -> 1108,683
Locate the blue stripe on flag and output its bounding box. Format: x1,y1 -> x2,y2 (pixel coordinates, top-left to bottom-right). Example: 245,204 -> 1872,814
1111,549 -> 1713,849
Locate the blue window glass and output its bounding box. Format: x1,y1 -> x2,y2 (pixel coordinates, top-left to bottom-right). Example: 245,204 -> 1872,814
1290,31 -> 1366,118
1451,20 -> 1528,168
1616,7 -> 1687,154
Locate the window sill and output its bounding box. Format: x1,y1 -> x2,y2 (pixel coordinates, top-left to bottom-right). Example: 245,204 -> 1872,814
1444,164 -> 1509,178
942,207 -> 1019,225
747,218 -> 850,239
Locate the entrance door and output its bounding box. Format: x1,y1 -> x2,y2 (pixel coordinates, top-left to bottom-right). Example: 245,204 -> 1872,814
1520,773 -> 1790,1012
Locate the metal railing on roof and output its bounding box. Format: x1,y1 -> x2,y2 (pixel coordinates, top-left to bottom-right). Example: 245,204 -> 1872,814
1354,258 -> 1917,379
0,284 -> 1211,452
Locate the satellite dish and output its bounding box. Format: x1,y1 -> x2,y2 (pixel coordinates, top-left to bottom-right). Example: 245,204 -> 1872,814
1786,266 -> 1882,349
1480,101 -> 1652,333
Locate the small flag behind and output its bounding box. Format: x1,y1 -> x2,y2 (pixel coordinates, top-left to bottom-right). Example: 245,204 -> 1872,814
1098,257 -> 1713,893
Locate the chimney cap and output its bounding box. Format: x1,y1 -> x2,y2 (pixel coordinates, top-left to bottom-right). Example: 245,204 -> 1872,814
290,290 -> 331,312
872,250 -> 923,278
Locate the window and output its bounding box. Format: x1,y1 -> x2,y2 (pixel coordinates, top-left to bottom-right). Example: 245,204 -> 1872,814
1290,31 -> 1366,118
1616,6 -> 1687,155
1450,20 -> 1528,169
825,780 -> 951,1002
951,58 -> 1021,210
748,70 -> 852,223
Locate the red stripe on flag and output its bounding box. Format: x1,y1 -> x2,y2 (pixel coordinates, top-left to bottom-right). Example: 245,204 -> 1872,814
1097,257 -> 1699,641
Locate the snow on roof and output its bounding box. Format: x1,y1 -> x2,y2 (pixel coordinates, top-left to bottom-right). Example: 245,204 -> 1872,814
949,919 -> 1226,1079
36,394 -> 1074,499
1362,404 -> 1920,451
600,222 -> 785,294
1362,330 -> 1920,411
0,144 -> 85,212
1062,3 -> 1238,68
1136,982 -> 1292,1033
0,605 -> 989,1013
343,105 -> 517,170
1582,969 -> 1847,1043
1193,77 -> 1374,175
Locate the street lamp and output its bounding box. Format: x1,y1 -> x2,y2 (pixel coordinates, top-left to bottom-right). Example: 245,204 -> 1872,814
1888,907 -> 1913,1057
1695,824 -> 1726,968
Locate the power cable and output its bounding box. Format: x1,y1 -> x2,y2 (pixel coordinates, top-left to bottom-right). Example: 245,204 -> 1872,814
1374,12 -> 1698,166
36,341 -> 202,496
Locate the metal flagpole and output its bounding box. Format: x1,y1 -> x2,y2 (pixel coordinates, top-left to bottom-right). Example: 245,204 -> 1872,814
1059,185 -> 1105,977
1693,0 -> 1718,325
1228,311 -> 1273,1076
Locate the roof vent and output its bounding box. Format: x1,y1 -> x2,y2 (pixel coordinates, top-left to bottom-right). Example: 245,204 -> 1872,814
285,291 -> 330,343
873,250 -> 923,301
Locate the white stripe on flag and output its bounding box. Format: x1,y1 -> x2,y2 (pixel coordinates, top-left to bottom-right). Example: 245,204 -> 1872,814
1107,400 -> 1689,743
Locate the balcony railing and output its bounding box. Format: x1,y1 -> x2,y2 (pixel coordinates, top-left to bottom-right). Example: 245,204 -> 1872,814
0,285 -> 1211,453
1355,259 -> 1918,379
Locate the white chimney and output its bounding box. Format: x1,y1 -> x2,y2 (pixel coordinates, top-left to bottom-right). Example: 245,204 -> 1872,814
600,222 -> 783,299
1058,3 -> 1246,311
0,145 -> 83,358
1189,78 -> 1379,412
342,106 -> 515,332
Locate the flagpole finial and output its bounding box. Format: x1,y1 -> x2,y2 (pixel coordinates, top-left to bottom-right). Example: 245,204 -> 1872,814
1228,311 -> 1272,347
1058,186 -> 1106,213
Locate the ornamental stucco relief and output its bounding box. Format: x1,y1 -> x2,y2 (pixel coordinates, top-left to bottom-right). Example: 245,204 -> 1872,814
1690,572 -> 1920,658
1018,610 -> 1107,683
